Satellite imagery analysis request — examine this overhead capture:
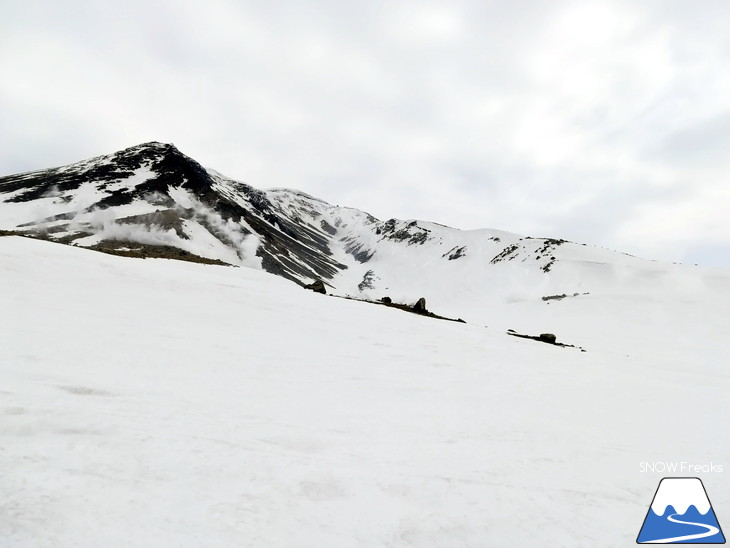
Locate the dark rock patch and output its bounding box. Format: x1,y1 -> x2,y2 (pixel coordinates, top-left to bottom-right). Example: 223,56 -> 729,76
335,295 -> 464,324
443,245 -> 466,260
358,270 -> 376,291
17,211 -> 78,227
491,243 -> 520,264
87,240 -> 231,266
320,219 -> 337,235
412,297 -> 427,314
342,237 -> 375,263
304,279 -> 327,294
377,219 -> 431,246
542,292 -> 590,302
507,329 -> 585,351
0,229 -> 23,237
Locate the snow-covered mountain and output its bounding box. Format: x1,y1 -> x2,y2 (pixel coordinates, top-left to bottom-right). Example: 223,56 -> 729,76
3,141 -> 729,354
0,141 -> 680,316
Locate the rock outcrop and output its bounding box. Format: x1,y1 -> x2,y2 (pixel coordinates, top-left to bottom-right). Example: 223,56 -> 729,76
304,279 -> 326,294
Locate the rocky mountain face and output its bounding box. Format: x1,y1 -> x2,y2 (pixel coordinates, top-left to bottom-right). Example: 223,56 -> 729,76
0,142 -> 650,312
0,142 -> 352,282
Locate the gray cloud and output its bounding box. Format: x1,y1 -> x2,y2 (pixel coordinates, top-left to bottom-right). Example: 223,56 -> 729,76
1,0 -> 729,266
646,112 -> 730,166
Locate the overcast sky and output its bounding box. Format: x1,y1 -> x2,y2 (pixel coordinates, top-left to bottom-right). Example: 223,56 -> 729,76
2,1 -> 729,266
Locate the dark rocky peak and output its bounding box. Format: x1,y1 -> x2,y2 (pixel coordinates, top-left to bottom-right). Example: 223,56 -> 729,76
89,142 -> 219,209
0,141 -> 215,206
107,141 -> 173,165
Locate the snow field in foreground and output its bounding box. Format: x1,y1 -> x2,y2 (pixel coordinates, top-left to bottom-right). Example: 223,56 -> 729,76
1,236 -> 729,547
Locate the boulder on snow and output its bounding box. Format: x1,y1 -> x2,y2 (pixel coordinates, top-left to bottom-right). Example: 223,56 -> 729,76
304,279 -> 326,294
412,297 -> 427,313
539,333 -> 557,344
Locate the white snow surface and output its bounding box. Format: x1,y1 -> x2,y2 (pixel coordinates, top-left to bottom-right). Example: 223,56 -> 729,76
2,235 -> 730,547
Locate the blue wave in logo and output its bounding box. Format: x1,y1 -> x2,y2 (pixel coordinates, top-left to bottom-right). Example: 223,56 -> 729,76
638,505 -> 725,544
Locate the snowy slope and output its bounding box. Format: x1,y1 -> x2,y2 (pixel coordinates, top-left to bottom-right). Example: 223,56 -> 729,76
2,236 -> 729,547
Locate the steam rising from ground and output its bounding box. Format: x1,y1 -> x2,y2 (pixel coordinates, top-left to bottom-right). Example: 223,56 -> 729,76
65,188 -> 261,268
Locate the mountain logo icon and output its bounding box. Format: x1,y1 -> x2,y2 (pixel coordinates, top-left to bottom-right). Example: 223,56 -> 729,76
637,477 -> 725,544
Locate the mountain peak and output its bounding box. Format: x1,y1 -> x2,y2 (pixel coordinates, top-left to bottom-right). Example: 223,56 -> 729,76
0,140 -> 202,203
115,141 -> 186,161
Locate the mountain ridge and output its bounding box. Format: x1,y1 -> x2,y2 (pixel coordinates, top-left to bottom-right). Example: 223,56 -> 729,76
0,141 -> 703,323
